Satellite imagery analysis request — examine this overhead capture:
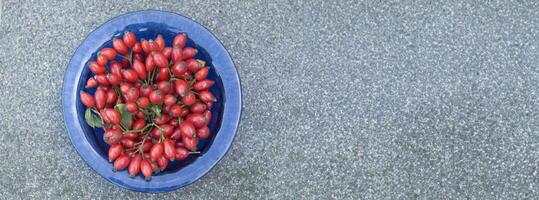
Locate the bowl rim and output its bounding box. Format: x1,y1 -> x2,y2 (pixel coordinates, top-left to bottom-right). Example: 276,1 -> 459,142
61,10 -> 242,193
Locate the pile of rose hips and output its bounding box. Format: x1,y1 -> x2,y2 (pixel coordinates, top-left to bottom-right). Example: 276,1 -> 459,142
79,31 -> 216,180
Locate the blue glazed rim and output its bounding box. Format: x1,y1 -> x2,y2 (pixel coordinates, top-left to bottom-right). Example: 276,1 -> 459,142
61,10 -> 241,193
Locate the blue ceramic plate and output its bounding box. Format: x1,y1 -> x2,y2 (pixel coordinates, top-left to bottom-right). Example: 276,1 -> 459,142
62,10 -> 241,193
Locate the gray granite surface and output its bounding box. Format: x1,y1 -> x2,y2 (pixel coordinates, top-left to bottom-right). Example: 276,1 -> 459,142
0,0 -> 538,199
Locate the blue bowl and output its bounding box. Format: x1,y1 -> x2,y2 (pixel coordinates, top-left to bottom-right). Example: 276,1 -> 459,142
62,10 -> 241,193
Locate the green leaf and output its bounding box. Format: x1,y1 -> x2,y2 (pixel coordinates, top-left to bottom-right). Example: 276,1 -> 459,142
140,108 -> 152,116
85,108 -> 103,128
115,104 -> 132,129
94,117 -> 103,128
85,108 -> 96,128
151,104 -> 162,118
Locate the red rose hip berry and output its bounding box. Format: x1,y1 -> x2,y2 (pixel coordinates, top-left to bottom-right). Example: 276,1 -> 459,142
112,38 -> 128,55
149,90 -> 164,104
108,144 -> 123,162
128,154 -> 142,177
100,48 -> 117,60
94,88 -> 107,109
181,91 -> 196,106
150,142 -> 164,161
140,159 -> 153,180
80,91 -> 95,108
113,154 -> 131,171
104,129 -> 122,145
123,32 -> 136,48
173,33 -> 187,48
193,80 -> 214,91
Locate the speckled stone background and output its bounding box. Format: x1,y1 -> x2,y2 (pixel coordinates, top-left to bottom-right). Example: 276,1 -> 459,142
0,0 -> 538,199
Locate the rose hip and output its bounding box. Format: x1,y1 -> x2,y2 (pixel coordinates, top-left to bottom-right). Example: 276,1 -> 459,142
126,102 -> 138,113
123,32 -> 136,48
106,89 -> 117,105
150,142 -> 164,161
152,52 -> 168,68
119,82 -> 132,93
128,154 -> 142,177
120,138 -> 135,148
183,71 -> 193,80
104,129 -> 122,145
173,34 -> 187,47
132,118 -> 146,130
156,67 -> 170,81
163,139 -> 176,161
89,61 -> 106,75
132,42 -> 142,53
140,159 -> 152,180
180,107 -> 191,117
181,91 -> 196,106
80,91 -> 95,108
122,69 -> 139,83
197,126 -> 210,139
193,80 -> 214,91
136,97 -> 150,109
142,140 -> 153,152
179,121 -> 197,138
175,146 -> 189,160
187,113 -> 207,128
172,46 -> 183,62
162,124 -> 175,138
95,74 -> 110,86
120,58 -> 130,68
139,84 -> 153,97
182,136 -> 198,151
163,94 -> 177,106
96,54 -> 108,66
85,77 -> 98,88
171,128 -> 182,140
182,47 -> 197,59
113,154 -> 130,171
149,90 -> 164,104
109,61 -> 122,76
190,102 -> 207,113
157,81 -> 172,94
113,38 -> 129,55
194,67 -> 209,81
132,59 -> 147,80
108,144 -> 123,162
123,133 -> 139,140
94,88 -> 106,109
199,90 -> 216,103
169,104 -> 183,118
145,54 -> 155,72
100,48 -> 117,60
149,39 -> 160,52
186,59 -> 203,72
163,47 -> 172,59
204,110 -> 212,124
124,87 -> 139,103
174,79 -> 189,97
157,155 -> 169,170
106,73 -> 122,86
169,118 -> 179,127
104,108 -> 121,124
154,114 -> 170,125
100,109 -> 110,124
141,39 -> 151,54
206,101 -> 214,109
